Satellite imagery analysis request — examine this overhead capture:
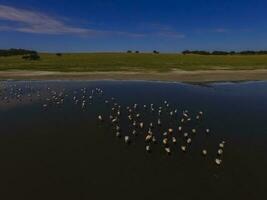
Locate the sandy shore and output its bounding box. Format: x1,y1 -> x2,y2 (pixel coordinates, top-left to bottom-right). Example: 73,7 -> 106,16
1,69 -> 267,82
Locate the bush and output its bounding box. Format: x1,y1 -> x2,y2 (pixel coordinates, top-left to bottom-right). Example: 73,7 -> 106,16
153,50 -> 159,54
56,53 -> 62,56
127,50 -> 132,53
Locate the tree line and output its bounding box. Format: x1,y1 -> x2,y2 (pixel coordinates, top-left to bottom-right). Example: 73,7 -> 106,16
0,48 -> 37,57
182,50 -> 267,55
0,48 -> 43,60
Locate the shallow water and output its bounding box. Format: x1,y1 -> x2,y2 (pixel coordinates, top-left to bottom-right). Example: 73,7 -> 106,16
0,80 -> 266,200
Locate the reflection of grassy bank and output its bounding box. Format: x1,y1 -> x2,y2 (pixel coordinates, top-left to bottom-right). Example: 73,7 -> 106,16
1,53 -> 267,72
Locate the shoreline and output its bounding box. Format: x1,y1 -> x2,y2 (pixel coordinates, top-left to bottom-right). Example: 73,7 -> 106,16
1,69 -> 267,82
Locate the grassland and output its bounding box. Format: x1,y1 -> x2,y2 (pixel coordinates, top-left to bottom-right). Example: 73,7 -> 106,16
1,53 -> 267,72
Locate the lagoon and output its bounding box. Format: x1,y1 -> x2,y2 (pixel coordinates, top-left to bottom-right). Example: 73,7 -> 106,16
0,80 -> 266,199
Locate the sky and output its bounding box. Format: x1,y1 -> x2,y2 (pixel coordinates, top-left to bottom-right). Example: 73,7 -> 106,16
0,0 -> 267,52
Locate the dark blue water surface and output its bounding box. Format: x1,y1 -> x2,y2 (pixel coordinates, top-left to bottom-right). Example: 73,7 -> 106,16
0,80 -> 266,200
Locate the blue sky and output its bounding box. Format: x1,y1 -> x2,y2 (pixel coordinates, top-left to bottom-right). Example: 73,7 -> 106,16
0,0 -> 267,52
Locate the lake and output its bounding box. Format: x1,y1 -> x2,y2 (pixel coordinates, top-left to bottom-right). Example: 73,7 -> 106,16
0,80 -> 266,200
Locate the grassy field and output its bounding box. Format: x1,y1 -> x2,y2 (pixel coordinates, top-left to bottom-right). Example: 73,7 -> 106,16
1,53 -> 267,72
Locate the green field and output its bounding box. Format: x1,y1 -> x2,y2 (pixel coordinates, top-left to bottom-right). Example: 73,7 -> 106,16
1,53 -> 267,72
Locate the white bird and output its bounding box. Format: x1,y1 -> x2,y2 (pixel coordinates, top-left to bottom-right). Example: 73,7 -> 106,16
116,126 -> 120,131
124,136 -> 130,144
202,149 -> 207,156
112,118 -> 117,123
181,145 -> 186,152
98,115 -> 103,121
163,138 -> 168,145
186,138 -> 192,144
82,102 -> 86,108
168,128 -> 173,134
152,136 -> 157,143
215,158 -> 222,165
183,112 -> 189,118
219,143 -> 225,148
145,134 -> 152,142
217,149 -> 223,155
146,145 -> 151,152
165,147 -> 171,155
116,132 -> 121,137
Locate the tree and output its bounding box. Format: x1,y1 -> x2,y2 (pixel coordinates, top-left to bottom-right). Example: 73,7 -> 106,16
127,50 -> 132,53
153,50 -> 159,54
56,53 -> 62,56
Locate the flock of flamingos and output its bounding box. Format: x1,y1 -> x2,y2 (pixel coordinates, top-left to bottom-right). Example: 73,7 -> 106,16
1,83 -> 226,166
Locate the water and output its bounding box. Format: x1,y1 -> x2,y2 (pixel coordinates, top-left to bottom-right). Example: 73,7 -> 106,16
0,80 -> 266,200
